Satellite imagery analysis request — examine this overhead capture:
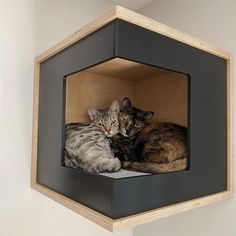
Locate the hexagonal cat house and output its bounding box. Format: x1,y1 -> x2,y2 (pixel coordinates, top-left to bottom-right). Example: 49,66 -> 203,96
31,6 -> 232,232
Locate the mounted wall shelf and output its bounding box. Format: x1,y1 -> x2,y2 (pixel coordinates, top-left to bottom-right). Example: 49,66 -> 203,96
31,5 -> 233,232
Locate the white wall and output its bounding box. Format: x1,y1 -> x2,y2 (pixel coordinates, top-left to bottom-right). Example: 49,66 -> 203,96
35,0 -> 114,55
0,0 -> 133,235
0,0 -> 36,235
135,0 -> 236,235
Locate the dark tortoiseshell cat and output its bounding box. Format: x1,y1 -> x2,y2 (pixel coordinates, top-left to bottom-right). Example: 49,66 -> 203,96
114,98 -> 187,173
109,98 -> 153,161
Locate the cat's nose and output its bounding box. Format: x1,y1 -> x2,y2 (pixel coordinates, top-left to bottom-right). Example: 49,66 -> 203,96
105,127 -> 111,133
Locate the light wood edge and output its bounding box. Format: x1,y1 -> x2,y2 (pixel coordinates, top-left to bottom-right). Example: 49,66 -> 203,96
115,6 -> 231,59
36,7 -> 117,63
113,190 -> 231,231
31,182 -> 114,231
227,54 -> 234,195
36,5 -> 231,63
31,181 -> 231,232
31,5 -> 234,233
31,59 -> 40,185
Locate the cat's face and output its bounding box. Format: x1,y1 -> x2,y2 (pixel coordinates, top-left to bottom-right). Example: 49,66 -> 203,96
88,101 -> 120,137
119,98 -> 154,137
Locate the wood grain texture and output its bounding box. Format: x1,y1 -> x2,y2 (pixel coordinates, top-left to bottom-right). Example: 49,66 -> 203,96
112,191 -> 232,231
35,7 -> 118,63
66,71 -> 135,123
115,6 -> 231,59
31,5 -> 233,232
31,183 -> 114,231
85,58 -> 171,80
31,182 -> 231,232
35,5 -> 232,63
227,55 -> 234,195
134,72 -> 188,127
31,60 -> 40,184
65,59 -> 187,126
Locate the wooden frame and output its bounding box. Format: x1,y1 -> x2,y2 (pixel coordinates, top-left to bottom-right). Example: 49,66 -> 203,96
31,5 -> 233,232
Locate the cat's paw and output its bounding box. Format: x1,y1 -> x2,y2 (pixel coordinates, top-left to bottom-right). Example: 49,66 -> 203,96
112,158 -> 121,171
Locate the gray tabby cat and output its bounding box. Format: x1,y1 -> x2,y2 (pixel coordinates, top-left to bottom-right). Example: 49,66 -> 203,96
64,101 -> 121,174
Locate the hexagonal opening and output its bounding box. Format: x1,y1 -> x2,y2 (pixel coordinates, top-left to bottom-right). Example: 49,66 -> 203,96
63,57 -> 189,177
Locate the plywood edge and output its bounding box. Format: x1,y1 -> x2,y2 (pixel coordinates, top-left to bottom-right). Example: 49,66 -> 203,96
31,183 -> 114,232
35,6 -> 118,63
31,182 -> 232,232
227,54 -> 234,194
112,190 -> 232,231
35,5 -> 231,64
115,5 -> 232,60
31,59 -> 40,184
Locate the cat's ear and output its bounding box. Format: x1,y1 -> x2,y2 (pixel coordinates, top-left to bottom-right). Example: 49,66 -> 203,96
121,97 -> 132,112
109,100 -> 120,114
141,111 -> 154,122
87,107 -> 100,121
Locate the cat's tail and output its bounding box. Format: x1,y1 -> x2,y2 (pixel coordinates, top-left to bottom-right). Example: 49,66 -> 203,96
121,158 -> 187,174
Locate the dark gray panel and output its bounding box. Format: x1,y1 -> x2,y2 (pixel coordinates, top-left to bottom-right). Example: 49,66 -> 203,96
112,19 -> 227,218
37,22 -> 115,216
